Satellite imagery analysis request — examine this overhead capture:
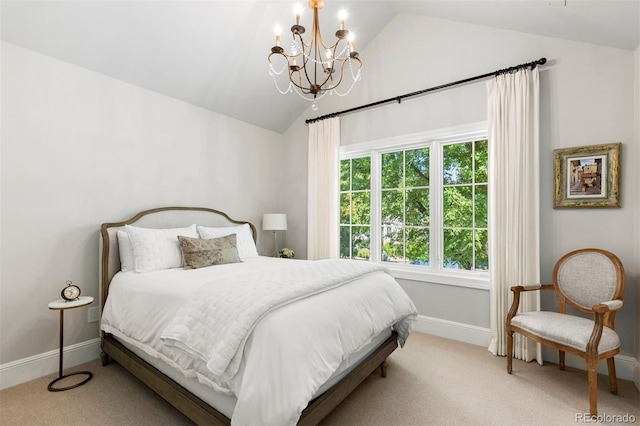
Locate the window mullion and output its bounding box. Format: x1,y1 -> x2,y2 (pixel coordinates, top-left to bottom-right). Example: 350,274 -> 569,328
370,152 -> 381,263
402,151 -> 407,264
471,141 -> 476,270
349,160 -> 353,259
431,142 -> 442,271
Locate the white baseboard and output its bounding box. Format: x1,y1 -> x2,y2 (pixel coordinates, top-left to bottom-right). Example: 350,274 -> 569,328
413,314 -> 492,347
413,315 -> 638,382
2,320 -> 638,391
0,338 -> 101,391
541,348 -> 637,383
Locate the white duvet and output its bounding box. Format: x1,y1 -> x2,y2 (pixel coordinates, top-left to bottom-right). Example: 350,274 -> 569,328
101,257 -> 417,426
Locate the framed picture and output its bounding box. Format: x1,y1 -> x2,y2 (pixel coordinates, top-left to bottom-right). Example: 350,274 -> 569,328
553,143 -> 621,208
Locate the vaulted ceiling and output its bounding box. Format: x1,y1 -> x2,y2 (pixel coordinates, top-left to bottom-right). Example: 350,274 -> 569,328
2,1 -> 639,133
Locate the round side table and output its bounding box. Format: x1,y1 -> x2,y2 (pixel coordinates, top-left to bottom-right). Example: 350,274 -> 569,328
47,296 -> 94,391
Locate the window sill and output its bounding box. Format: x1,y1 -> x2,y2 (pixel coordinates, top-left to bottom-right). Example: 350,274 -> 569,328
386,265 -> 490,290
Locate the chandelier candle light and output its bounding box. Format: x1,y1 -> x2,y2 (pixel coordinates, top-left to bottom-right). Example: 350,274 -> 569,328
269,1 -> 362,109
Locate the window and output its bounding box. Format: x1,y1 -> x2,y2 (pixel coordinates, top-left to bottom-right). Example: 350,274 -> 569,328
339,123 -> 489,288
381,148 -> 431,265
441,140 -> 488,271
340,157 -> 371,260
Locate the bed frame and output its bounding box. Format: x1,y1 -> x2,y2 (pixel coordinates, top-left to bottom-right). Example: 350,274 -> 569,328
100,206 -> 398,425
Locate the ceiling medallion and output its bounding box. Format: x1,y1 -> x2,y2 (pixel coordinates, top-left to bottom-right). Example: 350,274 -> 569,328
268,1 -> 362,109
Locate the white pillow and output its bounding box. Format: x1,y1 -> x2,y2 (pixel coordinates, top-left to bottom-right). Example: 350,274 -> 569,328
125,224 -> 198,273
197,223 -> 258,260
117,230 -> 135,272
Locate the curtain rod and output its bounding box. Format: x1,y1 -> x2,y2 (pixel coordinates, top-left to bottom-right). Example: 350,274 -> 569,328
305,57 -> 547,124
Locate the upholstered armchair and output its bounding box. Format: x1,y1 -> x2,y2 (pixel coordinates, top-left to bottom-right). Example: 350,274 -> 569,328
505,248 -> 625,417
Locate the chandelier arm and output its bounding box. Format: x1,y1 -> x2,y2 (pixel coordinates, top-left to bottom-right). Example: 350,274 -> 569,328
322,52 -> 362,90
298,32 -> 319,94
291,59 -> 317,95
294,30 -> 313,73
329,61 -> 360,95
332,60 -> 348,88
320,61 -> 345,92
313,73 -> 332,93
289,70 -> 312,94
294,30 -> 310,51
291,27 -> 315,94
291,65 -> 305,93
268,52 -> 286,66
326,55 -> 362,93
349,57 -> 363,80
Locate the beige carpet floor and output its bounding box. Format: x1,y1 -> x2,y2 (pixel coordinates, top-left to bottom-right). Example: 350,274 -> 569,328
1,332 -> 638,425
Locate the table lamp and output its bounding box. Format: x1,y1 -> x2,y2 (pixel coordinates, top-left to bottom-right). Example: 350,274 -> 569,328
262,213 -> 287,257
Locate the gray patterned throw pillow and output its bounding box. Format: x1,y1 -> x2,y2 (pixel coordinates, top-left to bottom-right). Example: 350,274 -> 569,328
177,234 -> 241,269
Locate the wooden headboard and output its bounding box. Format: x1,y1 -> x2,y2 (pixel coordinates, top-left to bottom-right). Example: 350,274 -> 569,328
99,206 -> 257,310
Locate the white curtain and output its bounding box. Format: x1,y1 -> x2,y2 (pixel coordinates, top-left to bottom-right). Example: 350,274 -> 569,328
307,117 -> 340,260
487,68 -> 542,364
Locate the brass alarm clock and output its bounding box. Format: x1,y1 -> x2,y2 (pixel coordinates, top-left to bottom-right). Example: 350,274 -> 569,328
61,280 -> 81,301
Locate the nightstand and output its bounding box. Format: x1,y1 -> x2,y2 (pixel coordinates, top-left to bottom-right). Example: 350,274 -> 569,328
47,296 -> 94,391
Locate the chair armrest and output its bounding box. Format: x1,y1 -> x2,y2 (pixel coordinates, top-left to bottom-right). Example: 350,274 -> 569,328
506,284 -> 554,325
523,283 -> 541,290
510,284 -> 554,293
586,300 -> 623,355
593,300 -> 623,313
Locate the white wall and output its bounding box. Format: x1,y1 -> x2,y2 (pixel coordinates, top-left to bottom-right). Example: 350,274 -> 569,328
283,15 -> 637,357
0,42 -> 284,368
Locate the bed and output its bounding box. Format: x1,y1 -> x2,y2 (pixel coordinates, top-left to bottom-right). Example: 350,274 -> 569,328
99,206 -> 417,425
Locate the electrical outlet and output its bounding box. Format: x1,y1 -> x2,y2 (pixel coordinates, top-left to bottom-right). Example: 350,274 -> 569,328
88,307 -> 100,323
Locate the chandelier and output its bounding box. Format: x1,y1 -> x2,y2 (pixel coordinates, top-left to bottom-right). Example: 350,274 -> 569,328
268,1 -> 362,106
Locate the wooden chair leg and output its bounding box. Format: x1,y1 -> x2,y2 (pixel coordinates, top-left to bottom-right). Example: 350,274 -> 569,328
588,363 -> 598,417
559,350 -> 565,370
507,331 -> 513,374
607,357 -> 618,395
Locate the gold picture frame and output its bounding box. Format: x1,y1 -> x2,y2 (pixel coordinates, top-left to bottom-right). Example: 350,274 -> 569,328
553,143 -> 621,208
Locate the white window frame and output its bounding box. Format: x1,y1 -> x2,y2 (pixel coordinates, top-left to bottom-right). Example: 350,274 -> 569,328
340,122 -> 489,290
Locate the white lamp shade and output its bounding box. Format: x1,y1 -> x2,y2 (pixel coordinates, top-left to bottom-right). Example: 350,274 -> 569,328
262,213 -> 287,231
